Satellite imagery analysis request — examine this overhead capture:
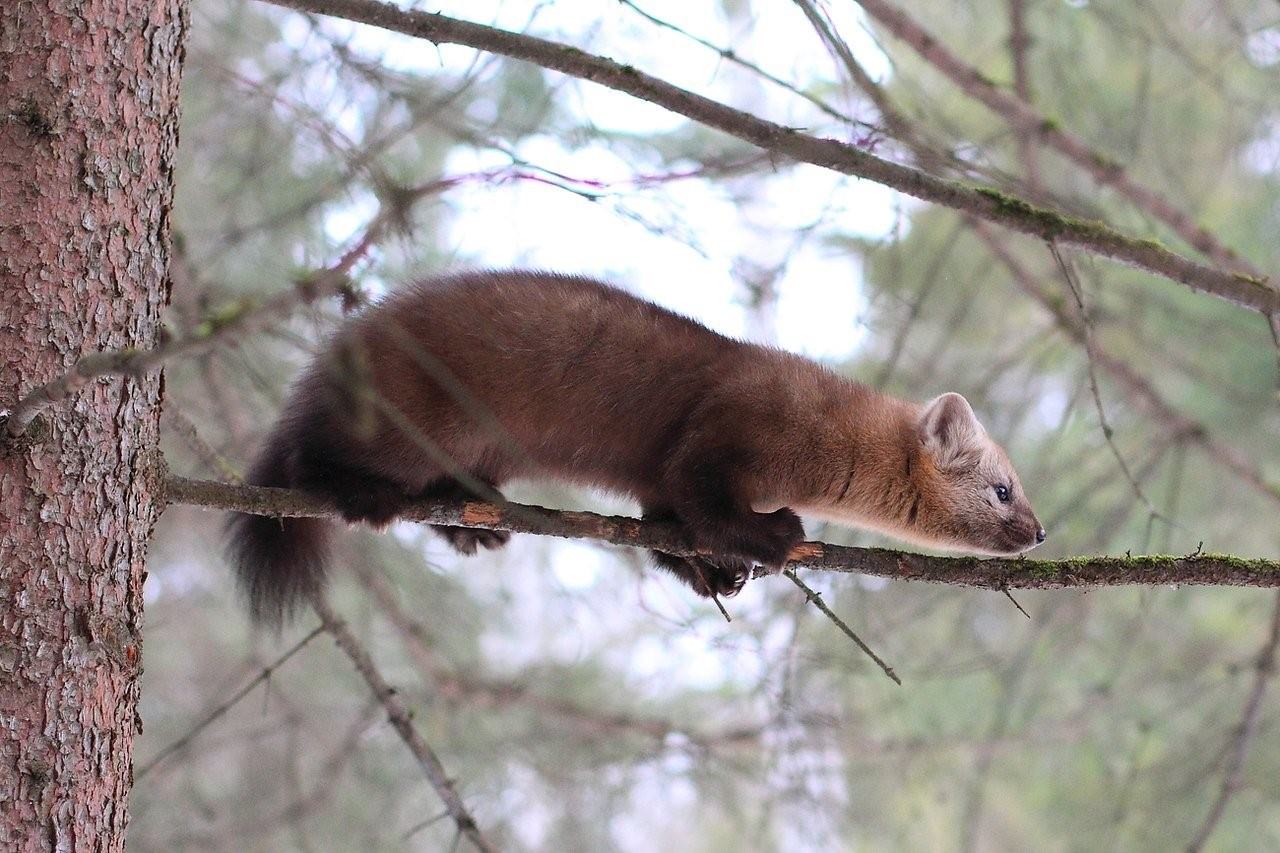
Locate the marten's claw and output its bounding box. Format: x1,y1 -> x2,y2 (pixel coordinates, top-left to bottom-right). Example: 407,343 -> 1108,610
693,557 -> 750,598
724,564 -> 749,597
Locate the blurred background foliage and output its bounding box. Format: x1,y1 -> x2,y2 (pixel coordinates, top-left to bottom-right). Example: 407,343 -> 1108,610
140,0 -> 1280,849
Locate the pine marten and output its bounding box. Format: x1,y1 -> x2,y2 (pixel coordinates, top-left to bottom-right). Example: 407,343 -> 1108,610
227,270 -> 1044,624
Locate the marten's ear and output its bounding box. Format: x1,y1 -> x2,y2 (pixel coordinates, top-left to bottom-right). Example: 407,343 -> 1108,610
919,393 -> 984,468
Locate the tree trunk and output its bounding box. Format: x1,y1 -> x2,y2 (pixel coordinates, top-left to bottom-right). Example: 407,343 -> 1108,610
0,1 -> 187,849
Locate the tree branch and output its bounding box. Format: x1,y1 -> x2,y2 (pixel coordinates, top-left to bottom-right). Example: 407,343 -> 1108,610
784,567 -> 900,684
259,0 -> 1278,316
311,597 -> 497,852
165,475 -> 1280,590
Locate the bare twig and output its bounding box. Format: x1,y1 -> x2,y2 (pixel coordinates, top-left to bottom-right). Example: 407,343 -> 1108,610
311,597 -> 497,853
1269,313 -> 1280,401
1048,242 -> 1166,522
1002,587 -> 1031,619
784,568 -> 900,684
166,474 -> 1280,590
258,0 -> 1279,315
135,625 -> 326,779
1187,590 -> 1280,852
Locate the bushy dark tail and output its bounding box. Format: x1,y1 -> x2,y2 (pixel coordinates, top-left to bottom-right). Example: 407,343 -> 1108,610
225,430 -> 331,626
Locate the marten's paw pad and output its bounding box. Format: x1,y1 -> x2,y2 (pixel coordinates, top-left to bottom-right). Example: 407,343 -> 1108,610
435,525 -> 511,556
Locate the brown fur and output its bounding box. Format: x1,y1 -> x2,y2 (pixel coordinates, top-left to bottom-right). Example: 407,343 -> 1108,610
226,271 -> 1043,624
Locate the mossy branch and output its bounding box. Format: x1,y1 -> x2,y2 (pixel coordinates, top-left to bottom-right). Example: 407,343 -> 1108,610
262,0 -> 1278,316
166,475 -> 1280,590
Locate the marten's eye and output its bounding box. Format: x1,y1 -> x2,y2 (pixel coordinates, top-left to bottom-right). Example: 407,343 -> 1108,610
994,484 -> 1011,504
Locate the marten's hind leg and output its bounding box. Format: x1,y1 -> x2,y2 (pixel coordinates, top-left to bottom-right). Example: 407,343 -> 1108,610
415,477 -> 512,555
293,448 -> 412,529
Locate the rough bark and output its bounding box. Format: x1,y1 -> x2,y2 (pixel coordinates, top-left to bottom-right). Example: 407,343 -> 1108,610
0,1 -> 187,849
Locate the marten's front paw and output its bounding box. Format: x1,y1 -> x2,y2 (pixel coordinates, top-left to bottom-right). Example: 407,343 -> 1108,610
649,551 -> 749,598
434,524 -> 511,556
742,508 -> 804,572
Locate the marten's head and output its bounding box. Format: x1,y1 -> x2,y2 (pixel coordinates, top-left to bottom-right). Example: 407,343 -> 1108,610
907,393 -> 1044,556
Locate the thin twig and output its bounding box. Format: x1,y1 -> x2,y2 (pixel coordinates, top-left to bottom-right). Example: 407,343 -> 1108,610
311,597 -> 497,853
710,593 -> 732,623
1002,587 -> 1031,619
135,625 -> 325,779
783,568 -> 900,685
1269,313 -> 1280,402
403,809 -> 453,841
1048,242 -> 1166,524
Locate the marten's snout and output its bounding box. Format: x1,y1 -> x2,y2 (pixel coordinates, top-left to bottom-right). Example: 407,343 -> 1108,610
1019,516 -> 1046,551
1002,510 -> 1044,553
1029,508 -> 1046,546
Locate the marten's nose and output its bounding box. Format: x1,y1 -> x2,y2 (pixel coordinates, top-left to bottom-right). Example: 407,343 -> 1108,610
1035,527 -> 1047,544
